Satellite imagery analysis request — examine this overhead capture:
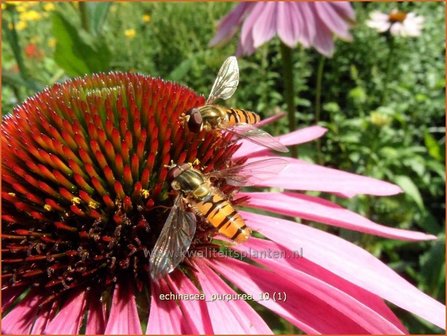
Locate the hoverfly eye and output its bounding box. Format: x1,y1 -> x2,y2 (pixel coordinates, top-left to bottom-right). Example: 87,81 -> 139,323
167,166 -> 182,182
186,108 -> 203,133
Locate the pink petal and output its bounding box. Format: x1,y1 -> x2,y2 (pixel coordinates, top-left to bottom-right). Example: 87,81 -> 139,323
85,290 -> 106,334
229,239 -> 406,334
294,2 -> 316,47
209,3 -> 253,47
239,3 -> 265,56
44,290 -> 85,334
246,155 -> 402,196
30,306 -> 52,335
241,191 -> 436,241
310,5 -> 335,57
147,278 -> 191,334
2,290 -> 42,334
205,256 -> 369,333
104,282 -> 143,334
166,271 -> 213,334
330,2 -> 356,22
241,211 -> 446,329
314,2 -> 352,40
235,237 -> 407,333
255,111 -> 286,128
251,2 -> 278,49
234,126 -> 327,158
276,2 -> 300,47
194,260 -> 273,334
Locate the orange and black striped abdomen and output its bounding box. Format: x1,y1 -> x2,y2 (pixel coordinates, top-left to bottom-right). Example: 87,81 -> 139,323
226,108 -> 261,126
193,193 -> 251,243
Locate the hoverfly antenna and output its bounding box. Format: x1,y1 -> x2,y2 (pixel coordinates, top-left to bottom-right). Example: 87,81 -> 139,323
164,160 -> 176,169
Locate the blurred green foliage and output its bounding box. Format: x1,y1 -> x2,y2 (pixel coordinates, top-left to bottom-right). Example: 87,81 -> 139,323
1,1 -> 445,333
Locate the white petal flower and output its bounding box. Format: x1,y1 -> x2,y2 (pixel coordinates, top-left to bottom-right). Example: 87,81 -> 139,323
366,11 -> 391,32
367,9 -> 424,38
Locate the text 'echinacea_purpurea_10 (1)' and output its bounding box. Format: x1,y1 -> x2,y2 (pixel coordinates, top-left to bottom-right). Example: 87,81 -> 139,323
1,1 -> 446,335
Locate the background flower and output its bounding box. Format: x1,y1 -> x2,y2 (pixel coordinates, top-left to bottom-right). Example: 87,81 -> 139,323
366,10 -> 424,37
210,1 -> 355,57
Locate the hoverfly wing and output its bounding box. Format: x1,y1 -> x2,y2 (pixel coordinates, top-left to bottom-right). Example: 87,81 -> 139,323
207,56 -> 239,104
149,196 -> 196,280
226,123 -> 289,153
208,158 -> 288,187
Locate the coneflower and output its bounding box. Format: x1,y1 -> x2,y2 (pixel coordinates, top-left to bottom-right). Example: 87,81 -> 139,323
2,72 -> 445,334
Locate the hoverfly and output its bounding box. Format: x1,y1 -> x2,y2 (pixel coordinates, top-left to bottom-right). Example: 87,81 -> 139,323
182,56 -> 288,153
149,158 -> 287,280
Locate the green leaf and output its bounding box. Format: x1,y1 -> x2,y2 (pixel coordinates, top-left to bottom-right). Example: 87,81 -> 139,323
424,131 -> 442,161
420,234 -> 445,298
394,175 -> 424,210
80,2 -> 111,36
52,12 -> 111,76
168,58 -> 194,82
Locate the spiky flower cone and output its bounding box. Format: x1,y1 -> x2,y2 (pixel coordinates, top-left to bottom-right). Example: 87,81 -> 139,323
2,73 -> 239,310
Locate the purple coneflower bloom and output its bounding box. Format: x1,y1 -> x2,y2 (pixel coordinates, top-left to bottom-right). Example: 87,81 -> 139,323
2,73 -> 445,334
210,1 -> 355,57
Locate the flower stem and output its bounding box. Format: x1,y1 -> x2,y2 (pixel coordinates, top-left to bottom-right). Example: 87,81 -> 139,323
380,35 -> 395,106
279,42 -> 298,157
314,55 -> 326,164
314,55 -> 325,124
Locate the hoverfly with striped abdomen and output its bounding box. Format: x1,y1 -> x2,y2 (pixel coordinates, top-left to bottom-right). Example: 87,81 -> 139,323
182,56 -> 288,153
149,158 -> 287,280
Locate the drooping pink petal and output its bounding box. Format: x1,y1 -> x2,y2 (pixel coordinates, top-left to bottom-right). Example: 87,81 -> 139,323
43,290 -> 85,334
330,2 -> 356,22
251,2 -> 278,49
147,278 -> 192,334
315,2 -> 353,40
311,5 -> 336,57
294,2 -> 316,48
166,271 -> 213,334
241,211 -> 446,329
209,3 -> 253,47
104,281 -> 143,335
234,126 -> 327,158
2,290 -> 43,334
234,239 -> 410,334
276,2 -> 300,48
241,191 -> 436,241
85,290 -> 106,335
232,238 -> 408,333
238,3 -> 266,56
246,155 -> 402,197
204,256 -> 370,334
194,259 -> 273,334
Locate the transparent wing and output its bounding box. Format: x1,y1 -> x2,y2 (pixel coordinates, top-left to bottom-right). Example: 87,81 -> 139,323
149,196 -> 196,280
208,158 -> 288,187
226,123 -> 289,153
207,56 -> 239,104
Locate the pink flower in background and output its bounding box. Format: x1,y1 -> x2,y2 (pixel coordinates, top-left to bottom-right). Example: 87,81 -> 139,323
2,74 -> 445,334
210,1 -> 356,57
